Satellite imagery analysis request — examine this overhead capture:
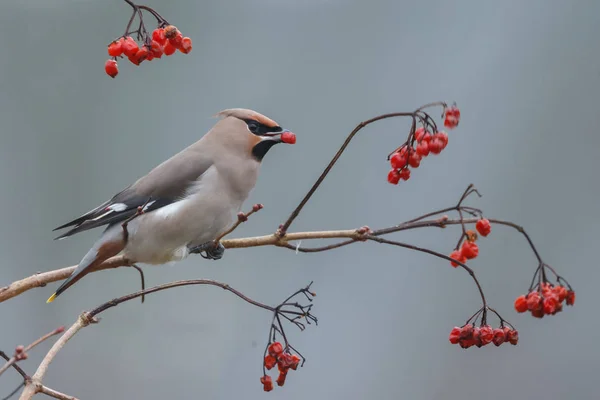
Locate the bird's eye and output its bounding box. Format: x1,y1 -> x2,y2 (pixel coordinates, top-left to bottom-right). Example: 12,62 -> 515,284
247,121 -> 260,133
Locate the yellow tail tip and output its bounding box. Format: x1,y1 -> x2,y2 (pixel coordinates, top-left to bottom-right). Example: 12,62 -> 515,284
46,293 -> 57,303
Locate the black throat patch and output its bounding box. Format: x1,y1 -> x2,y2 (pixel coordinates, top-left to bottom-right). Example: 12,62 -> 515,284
252,140 -> 278,161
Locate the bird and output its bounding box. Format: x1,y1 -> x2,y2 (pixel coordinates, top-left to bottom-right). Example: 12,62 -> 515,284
47,109 -> 296,303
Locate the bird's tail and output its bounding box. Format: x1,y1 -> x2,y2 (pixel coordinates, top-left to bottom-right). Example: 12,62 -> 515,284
47,233 -> 125,303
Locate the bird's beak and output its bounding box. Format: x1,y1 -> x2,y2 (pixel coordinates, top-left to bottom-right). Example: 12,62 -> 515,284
262,129 -> 296,145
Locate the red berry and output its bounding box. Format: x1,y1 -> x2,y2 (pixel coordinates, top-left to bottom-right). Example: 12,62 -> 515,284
164,25 -> 179,39
399,168 -> 411,181
527,292 -> 542,311
150,40 -> 163,58
507,329 -> 519,345
276,371 -> 287,387
152,28 -> 167,45
387,169 -> 401,185
566,290 -> 575,306
449,250 -> 466,268
416,141 -> 430,157
472,327 -> 482,347
281,131 -> 296,144
107,39 -> 123,57
460,241 -> 479,259
459,338 -> 476,349
435,131 -> 449,149
127,54 -> 140,66
554,285 -> 568,303
531,308 -> 544,318
264,355 -> 277,370
104,59 -> 118,78
408,152 -> 421,168
475,218 -> 491,237
390,152 -> 407,169
289,354 -> 301,370
268,342 -> 284,357
543,298 -> 557,315
428,139 -> 443,154
179,37 -> 193,54
164,42 -> 177,56
514,295 -> 528,313
121,36 -> 139,57
138,47 -> 149,62
444,106 -> 461,129
414,127 -> 426,142
479,326 -> 493,346
492,328 -> 506,346
449,327 -> 461,344
260,375 -> 273,392
169,32 -> 184,48
460,324 -> 473,339
277,353 -> 294,370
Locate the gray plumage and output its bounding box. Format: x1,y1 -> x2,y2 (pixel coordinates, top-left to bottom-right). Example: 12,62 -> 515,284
48,109 -> 294,302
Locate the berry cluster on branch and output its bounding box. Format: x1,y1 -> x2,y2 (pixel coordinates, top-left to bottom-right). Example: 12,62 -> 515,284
387,104 -> 460,184
104,1 -> 192,78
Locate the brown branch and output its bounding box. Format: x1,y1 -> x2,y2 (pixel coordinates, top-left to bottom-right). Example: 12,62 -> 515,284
17,279 -> 304,400
19,316 -> 92,400
0,352 -> 27,381
0,213 -> 544,304
214,203 -> 263,243
37,386 -> 78,400
0,327 -> 64,378
277,111 -> 418,236
3,382 -> 24,400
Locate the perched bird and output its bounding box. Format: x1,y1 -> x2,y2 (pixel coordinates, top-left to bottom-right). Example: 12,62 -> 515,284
47,109 -> 296,303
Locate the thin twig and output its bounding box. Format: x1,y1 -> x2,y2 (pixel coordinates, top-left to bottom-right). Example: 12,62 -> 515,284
18,280 -> 302,400
0,327 -> 64,377
37,386 -> 78,400
2,382 -> 24,400
0,352 -> 27,380
213,204 -> 263,243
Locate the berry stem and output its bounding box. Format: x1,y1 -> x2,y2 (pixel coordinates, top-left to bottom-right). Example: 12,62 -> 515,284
277,107 -> 438,237
122,0 -> 168,41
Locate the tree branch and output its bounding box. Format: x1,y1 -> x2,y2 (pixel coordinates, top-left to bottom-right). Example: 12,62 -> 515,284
0,214 -> 546,304
0,327 -> 64,378
17,280 -> 312,400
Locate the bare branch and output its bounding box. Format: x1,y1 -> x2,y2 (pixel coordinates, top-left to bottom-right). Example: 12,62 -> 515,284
0,212 -> 548,304
0,327 -> 64,378
18,280 -> 310,400
37,387 -> 78,400
2,382 -> 24,400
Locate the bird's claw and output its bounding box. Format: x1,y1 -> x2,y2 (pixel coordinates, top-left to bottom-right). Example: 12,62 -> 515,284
189,241 -> 225,260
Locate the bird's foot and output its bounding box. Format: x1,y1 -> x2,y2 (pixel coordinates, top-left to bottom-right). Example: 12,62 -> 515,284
189,241 -> 225,260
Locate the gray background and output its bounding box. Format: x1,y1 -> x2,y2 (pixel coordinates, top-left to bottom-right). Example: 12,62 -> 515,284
1,0 -> 599,399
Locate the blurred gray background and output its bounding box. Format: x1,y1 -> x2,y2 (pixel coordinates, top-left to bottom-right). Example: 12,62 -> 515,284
1,0 -> 599,399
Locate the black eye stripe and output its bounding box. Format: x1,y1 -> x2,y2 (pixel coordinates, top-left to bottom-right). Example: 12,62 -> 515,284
244,119 -> 282,135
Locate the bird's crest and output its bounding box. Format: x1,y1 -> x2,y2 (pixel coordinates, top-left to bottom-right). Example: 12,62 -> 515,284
215,108 -> 279,128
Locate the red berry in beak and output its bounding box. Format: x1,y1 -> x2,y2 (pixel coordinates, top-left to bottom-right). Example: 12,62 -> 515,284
281,131 -> 296,144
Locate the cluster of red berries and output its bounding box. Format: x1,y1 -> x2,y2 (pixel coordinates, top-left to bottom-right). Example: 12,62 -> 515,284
444,105 -> 461,129
514,283 -> 575,318
448,219 -> 491,267
387,128 -> 450,185
260,342 -> 301,392
449,324 -> 518,348
105,25 -> 192,78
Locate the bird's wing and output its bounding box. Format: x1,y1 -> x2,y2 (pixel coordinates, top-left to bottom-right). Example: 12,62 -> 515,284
53,147 -> 213,240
